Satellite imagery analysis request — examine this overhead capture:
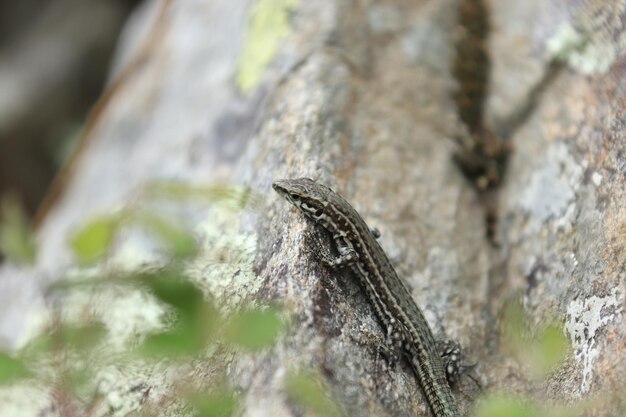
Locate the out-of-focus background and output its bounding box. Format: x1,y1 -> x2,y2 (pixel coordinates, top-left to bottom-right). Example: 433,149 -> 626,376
0,1 -> 624,416
0,0 -> 142,219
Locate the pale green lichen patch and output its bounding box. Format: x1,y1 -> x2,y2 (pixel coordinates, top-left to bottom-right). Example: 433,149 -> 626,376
93,361 -> 180,417
57,280 -> 167,350
547,23 -> 614,74
236,0 -> 298,94
186,205 -> 260,312
547,4 -> 626,76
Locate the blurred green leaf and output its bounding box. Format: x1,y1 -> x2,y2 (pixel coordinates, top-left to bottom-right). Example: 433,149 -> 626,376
20,333 -> 54,359
474,394 -> 538,417
137,270 -> 217,357
66,365 -> 94,394
191,388 -> 239,417
134,211 -> 197,259
140,328 -> 205,358
61,322 -> 107,351
46,273 -> 116,294
69,215 -> 119,264
137,270 -> 206,318
0,352 -> 30,384
0,193 -> 36,264
141,181 -> 260,210
285,371 -> 343,417
528,323 -> 569,377
224,308 -> 283,350
501,298 -> 569,378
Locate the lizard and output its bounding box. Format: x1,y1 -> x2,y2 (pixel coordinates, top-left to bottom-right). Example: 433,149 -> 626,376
273,178 -> 463,417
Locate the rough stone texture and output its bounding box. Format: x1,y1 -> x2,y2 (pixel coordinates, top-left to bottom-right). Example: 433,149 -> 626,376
0,0 -> 624,416
494,68 -> 625,410
487,0 -> 626,414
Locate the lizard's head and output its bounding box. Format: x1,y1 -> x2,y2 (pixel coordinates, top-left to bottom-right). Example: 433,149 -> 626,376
272,178 -> 329,222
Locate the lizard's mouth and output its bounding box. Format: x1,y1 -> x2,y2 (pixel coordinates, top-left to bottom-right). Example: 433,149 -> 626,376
271,180 -> 288,196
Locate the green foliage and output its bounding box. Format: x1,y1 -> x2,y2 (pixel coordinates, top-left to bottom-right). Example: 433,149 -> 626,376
140,329 -> 206,358
0,352 -> 30,383
501,299 -> 569,378
141,181 -> 260,209
191,388 -> 239,417
134,211 -> 197,259
474,393 -> 584,417
5,182 -> 280,413
1,270 -> 286,410
66,365 -> 95,395
529,323 -> 570,377
60,322 -> 107,351
224,308 -> 283,350
474,394 -> 538,417
69,215 -> 119,264
0,322 -> 106,387
136,269 -> 217,357
135,270 -> 285,357
0,193 -> 36,264
20,332 -> 54,360
69,209 -> 199,264
67,183 -> 260,265
475,298 -> 579,417
285,370 -> 343,417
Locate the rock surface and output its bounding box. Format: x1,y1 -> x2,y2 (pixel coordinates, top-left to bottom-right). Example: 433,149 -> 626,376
0,0 -> 623,416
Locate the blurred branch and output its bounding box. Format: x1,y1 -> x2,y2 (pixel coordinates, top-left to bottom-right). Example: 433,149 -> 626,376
0,0 -> 141,215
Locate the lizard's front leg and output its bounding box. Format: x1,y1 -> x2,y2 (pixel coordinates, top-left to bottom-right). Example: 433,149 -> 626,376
306,227 -> 359,268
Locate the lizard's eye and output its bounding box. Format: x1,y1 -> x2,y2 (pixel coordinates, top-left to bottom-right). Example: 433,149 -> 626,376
290,194 -> 300,202
314,208 -> 324,217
